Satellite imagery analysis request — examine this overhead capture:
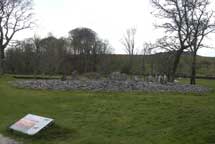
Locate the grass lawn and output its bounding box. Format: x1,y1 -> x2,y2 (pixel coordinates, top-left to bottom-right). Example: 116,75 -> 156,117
1,76 -> 215,144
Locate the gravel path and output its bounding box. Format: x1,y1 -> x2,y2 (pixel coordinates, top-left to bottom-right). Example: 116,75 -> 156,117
0,134 -> 21,144
13,80 -> 209,93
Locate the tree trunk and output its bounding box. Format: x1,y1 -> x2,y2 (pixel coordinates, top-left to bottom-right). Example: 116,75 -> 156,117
129,55 -> 134,74
34,53 -> 40,78
190,51 -> 197,85
170,49 -> 184,82
142,56 -> 145,75
92,54 -> 97,72
0,48 -> 5,75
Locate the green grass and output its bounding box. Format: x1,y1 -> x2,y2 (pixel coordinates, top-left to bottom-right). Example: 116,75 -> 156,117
1,76 -> 215,144
178,78 -> 215,90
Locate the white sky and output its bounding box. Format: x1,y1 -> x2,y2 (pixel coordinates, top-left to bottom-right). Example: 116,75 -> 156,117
14,0 -> 215,57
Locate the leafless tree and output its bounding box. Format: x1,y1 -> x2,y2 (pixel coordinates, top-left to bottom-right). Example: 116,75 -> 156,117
31,35 -> 41,76
186,0 -> 215,85
151,0 -> 195,81
142,42 -> 153,56
121,28 -> 136,56
141,42 -> 153,75
121,28 -> 137,73
0,0 -> 34,74
152,0 -> 215,83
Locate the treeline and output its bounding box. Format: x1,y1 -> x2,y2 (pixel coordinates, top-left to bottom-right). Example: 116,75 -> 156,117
5,29 -> 215,77
5,28 -> 113,75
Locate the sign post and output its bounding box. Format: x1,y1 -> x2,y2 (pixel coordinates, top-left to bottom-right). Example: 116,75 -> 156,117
10,114 -> 54,135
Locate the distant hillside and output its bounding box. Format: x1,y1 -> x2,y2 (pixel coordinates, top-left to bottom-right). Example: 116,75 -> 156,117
103,53 -> 215,77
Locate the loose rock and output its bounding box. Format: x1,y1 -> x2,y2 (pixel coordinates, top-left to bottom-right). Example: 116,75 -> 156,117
12,79 -> 209,93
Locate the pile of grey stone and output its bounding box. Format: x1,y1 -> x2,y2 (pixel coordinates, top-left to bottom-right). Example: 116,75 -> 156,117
12,72 -> 209,93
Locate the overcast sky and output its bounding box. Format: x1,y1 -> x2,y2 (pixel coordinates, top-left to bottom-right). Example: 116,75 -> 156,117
14,0 -> 215,57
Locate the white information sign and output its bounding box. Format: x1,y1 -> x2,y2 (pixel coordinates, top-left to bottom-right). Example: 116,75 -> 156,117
10,114 -> 54,135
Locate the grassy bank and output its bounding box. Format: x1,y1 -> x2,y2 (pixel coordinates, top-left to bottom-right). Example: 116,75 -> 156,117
0,76 -> 215,144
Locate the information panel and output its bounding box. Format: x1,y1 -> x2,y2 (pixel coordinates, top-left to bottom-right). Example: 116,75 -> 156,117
10,114 -> 54,135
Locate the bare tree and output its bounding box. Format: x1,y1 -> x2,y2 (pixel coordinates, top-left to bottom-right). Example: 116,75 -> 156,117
0,0 -> 34,74
141,42 -> 153,75
121,28 -> 137,73
151,0 -> 194,81
142,42 -> 153,56
186,0 -> 215,85
31,35 -> 41,76
152,0 -> 215,83
121,28 -> 136,56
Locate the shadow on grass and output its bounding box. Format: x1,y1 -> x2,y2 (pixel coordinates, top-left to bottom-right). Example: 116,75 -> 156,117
5,124 -> 77,143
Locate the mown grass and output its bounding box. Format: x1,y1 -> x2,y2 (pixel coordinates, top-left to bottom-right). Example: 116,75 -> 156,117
178,78 -> 215,89
0,76 -> 215,144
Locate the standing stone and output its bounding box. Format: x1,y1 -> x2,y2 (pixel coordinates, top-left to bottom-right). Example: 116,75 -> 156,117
133,75 -> 140,81
163,74 -> 168,84
109,72 -> 127,81
134,76 -> 138,81
160,75 -> 164,84
121,73 -> 127,81
147,75 -> 154,82
157,75 -> 162,83
155,74 -> 158,82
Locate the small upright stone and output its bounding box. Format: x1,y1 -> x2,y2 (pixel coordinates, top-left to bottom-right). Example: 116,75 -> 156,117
160,75 -> 164,84
147,75 -> 154,82
109,72 -> 127,81
133,75 -> 140,81
157,75 -> 162,83
121,73 -> 128,81
163,74 -> 168,84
